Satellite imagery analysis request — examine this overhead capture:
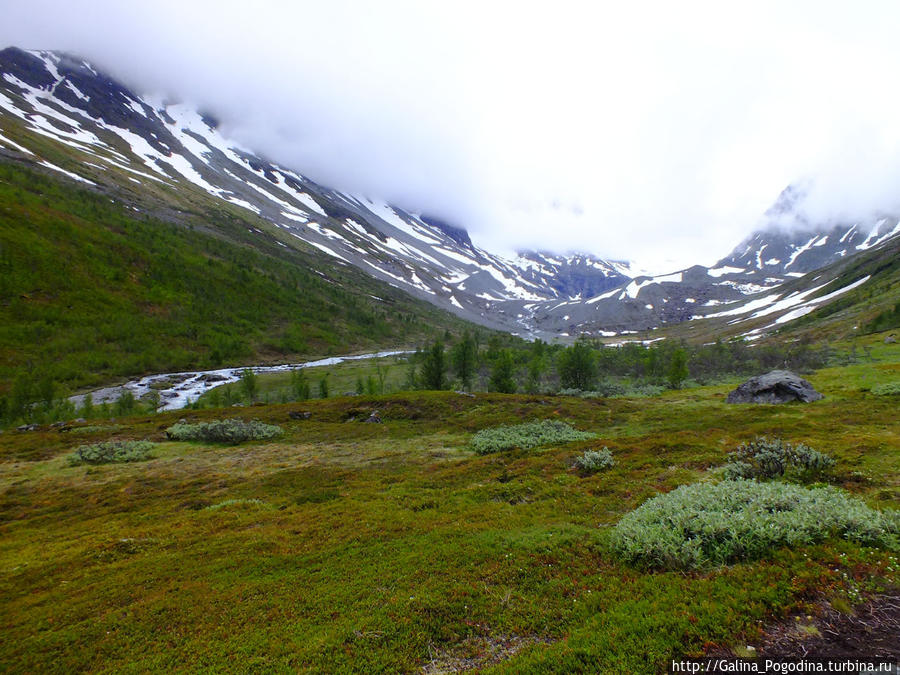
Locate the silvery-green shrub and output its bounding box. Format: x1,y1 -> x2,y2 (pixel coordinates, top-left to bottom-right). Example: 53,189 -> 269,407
574,448 -> 615,473
68,440 -> 156,465
722,437 -> 834,480
166,418 -> 282,444
470,420 -> 596,455
610,480 -> 899,571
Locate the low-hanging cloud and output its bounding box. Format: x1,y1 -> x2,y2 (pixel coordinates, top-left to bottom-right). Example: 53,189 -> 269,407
4,0 -> 900,271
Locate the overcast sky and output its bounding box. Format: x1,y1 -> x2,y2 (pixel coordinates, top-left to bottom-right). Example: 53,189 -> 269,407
4,1 -> 900,271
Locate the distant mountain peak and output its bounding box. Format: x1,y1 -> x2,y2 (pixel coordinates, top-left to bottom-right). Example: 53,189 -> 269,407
418,214 -> 474,250
763,181 -> 811,221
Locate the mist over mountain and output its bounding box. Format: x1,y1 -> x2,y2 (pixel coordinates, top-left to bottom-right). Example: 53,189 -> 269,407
5,2 -> 900,272
2,46 -> 896,344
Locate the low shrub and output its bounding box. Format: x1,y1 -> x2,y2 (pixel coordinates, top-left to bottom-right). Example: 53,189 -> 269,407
596,382 -> 628,397
205,498 -> 268,510
166,418 -> 282,444
559,382 -> 628,398
871,382 -> 900,396
69,424 -> 122,435
624,384 -> 667,398
559,383 -> 667,399
67,440 -> 156,465
722,437 -> 834,481
574,448 -> 615,473
470,420 -> 596,455
610,480 -> 900,571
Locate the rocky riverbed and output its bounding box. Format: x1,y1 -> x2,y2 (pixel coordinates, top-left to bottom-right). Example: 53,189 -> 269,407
68,350 -> 410,412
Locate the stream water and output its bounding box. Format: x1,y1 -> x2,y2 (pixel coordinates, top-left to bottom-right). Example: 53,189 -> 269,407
68,350 -> 411,412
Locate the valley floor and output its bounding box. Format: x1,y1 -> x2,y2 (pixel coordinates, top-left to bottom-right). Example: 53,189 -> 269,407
0,356 -> 898,673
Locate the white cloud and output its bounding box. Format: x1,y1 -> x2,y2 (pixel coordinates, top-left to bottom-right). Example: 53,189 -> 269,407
3,0 -> 900,271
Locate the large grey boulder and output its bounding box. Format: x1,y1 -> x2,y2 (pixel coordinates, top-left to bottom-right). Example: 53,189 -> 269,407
726,370 -> 824,404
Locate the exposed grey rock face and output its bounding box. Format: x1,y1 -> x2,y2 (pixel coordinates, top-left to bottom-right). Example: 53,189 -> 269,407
726,370 -> 824,404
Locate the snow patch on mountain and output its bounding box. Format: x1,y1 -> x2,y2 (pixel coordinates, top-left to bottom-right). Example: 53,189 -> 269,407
38,160 -> 95,184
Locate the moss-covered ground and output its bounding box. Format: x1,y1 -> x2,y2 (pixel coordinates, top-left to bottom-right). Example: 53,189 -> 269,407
1,347 -> 898,673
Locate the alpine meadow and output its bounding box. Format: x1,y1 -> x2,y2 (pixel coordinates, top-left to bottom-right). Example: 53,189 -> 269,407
1,9 -> 899,674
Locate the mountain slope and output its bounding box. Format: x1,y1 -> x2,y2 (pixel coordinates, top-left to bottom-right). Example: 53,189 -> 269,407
720,183 -> 900,276
0,160 -> 475,397
727,232 -> 900,342
524,195 -> 900,338
2,47 -> 897,343
648,231 -> 900,344
0,47 -> 624,335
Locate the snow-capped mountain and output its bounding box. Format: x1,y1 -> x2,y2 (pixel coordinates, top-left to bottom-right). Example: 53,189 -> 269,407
718,183 -> 900,277
1,47 -> 897,340
516,210 -> 900,337
0,47 -> 632,336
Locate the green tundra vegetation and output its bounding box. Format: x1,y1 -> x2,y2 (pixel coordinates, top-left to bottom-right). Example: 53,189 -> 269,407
0,154 -> 898,671
0,330 -> 897,673
188,330 -> 834,413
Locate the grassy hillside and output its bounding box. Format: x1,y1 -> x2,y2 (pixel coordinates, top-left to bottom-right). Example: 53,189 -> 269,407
780,235 -> 900,339
653,235 -> 900,346
0,335 -> 897,672
0,161 -> 475,398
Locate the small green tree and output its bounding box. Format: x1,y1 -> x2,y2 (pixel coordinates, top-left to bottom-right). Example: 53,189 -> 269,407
9,374 -> 32,422
207,387 -> 223,409
318,375 -> 329,399
485,335 -> 503,361
365,375 -> 378,396
290,369 -> 310,400
526,341 -> 547,393
374,359 -> 389,394
404,361 -> 420,390
78,393 -> 94,419
113,389 -> 136,416
240,369 -> 258,402
644,348 -> 661,382
451,331 -> 477,390
145,390 -> 161,412
421,341 -> 447,390
37,376 -> 56,413
558,336 -> 597,390
667,347 -> 689,389
489,349 -> 517,393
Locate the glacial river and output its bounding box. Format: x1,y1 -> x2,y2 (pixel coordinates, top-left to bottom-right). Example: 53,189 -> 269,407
68,350 -> 411,412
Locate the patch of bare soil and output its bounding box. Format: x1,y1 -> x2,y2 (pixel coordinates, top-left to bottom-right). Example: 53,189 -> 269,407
709,593 -> 899,660
757,593 -> 899,660
421,634 -> 552,674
